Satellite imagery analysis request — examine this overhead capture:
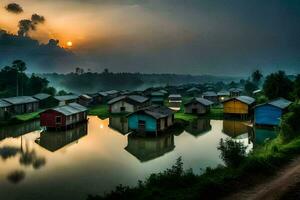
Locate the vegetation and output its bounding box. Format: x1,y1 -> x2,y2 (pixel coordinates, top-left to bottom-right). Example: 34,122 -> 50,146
14,111 -> 42,121
88,104 -> 110,119
0,60 -> 55,97
263,71 -> 293,100
87,103 -> 300,200
218,138 -> 247,167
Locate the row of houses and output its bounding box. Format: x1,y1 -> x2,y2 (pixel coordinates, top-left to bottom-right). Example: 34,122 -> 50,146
183,95 -> 292,127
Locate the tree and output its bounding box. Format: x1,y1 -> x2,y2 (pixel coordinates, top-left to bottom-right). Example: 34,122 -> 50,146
12,60 -> 27,96
218,138 -> 247,167
263,71 -> 293,100
244,81 -> 258,95
251,70 -> 263,85
293,74 -> 300,100
280,104 -> 300,142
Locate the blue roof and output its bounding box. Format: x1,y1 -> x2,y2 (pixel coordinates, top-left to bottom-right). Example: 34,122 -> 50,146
256,98 -> 292,109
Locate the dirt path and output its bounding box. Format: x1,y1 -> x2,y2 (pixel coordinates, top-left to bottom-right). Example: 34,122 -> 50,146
224,157 -> 300,200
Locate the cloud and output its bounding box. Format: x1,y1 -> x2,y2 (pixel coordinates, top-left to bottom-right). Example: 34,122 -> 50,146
5,3 -> 23,14
31,14 -> 45,24
0,29 -> 82,73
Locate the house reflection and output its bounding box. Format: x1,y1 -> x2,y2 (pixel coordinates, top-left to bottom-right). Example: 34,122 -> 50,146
185,119 -> 211,137
253,128 -> 277,145
109,116 -> 129,135
0,120 -> 40,141
222,120 -> 254,144
125,133 -> 175,162
36,122 -> 88,152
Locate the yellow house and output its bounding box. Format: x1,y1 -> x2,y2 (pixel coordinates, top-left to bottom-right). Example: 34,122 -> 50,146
223,96 -> 255,115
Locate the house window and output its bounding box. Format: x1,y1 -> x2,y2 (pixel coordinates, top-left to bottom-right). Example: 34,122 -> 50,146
120,106 -> 126,112
56,116 -> 62,124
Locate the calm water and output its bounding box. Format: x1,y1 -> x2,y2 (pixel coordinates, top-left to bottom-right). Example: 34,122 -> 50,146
0,116 -> 276,200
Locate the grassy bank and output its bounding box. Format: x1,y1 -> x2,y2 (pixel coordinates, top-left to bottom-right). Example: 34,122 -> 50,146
88,104 -> 110,119
87,134 -> 300,200
0,110 -> 43,126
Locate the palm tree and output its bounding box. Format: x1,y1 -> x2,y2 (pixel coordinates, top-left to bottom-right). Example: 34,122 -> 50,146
251,70 -> 263,85
12,60 -> 27,96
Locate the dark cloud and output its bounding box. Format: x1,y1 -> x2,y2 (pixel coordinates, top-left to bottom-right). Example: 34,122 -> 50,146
5,3 -> 23,14
0,30 -> 81,73
31,14 -> 45,24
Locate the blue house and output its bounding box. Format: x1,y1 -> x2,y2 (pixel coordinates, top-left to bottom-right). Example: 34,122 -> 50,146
128,105 -> 174,134
254,98 -> 292,126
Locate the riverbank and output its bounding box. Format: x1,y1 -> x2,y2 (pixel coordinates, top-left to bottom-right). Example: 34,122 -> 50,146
0,110 -> 43,127
87,130 -> 300,200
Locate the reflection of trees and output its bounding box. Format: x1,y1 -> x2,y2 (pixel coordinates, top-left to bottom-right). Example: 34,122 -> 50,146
7,170 -> 26,184
20,139 -> 46,169
0,146 -> 20,160
0,137 -> 46,169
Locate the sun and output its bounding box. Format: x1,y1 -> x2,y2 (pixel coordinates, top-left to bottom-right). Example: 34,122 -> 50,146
66,41 -> 73,47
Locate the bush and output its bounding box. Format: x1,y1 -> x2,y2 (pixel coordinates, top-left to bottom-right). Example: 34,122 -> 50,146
280,104 -> 300,142
217,138 -> 247,167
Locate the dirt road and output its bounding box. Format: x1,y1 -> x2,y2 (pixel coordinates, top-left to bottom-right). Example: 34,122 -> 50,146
224,157 -> 300,200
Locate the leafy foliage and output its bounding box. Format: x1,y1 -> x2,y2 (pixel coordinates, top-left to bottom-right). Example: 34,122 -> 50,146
280,104 -> 300,142
218,138 -> 247,167
263,71 -> 293,100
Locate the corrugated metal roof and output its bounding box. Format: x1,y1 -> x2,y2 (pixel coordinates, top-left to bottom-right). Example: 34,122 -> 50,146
202,91 -> 217,97
187,87 -> 201,92
217,90 -> 230,96
194,98 -> 214,106
52,103 -> 87,116
108,95 -> 149,105
54,95 -> 79,101
3,96 -> 38,105
33,93 -> 51,100
0,99 -> 12,108
168,94 -> 182,98
229,88 -> 243,92
236,96 -> 256,105
99,90 -> 119,96
257,97 -> 293,110
143,105 -> 174,119
151,91 -> 164,96
68,103 -> 88,112
128,105 -> 173,119
80,94 -> 92,99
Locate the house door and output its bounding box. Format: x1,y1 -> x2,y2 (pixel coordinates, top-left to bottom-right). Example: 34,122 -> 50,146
138,120 -> 146,133
192,108 -> 198,114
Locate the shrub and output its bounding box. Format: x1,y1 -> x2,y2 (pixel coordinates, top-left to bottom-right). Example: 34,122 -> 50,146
217,138 -> 247,167
280,104 -> 300,142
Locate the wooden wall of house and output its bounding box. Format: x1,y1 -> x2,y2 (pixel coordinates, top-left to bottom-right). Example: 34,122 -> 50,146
185,103 -> 208,114
110,101 -> 135,113
223,100 -> 249,114
13,102 -> 39,114
40,111 -> 67,128
128,114 -> 157,132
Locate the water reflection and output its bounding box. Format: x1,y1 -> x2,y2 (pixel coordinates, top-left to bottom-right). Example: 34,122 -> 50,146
253,128 -> 277,145
109,116 -> 129,135
36,122 -> 88,152
125,133 -> 175,162
0,120 -> 41,141
7,170 -> 26,184
185,119 -> 211,137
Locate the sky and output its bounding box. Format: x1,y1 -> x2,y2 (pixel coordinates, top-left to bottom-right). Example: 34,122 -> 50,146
0,0 -> 300,75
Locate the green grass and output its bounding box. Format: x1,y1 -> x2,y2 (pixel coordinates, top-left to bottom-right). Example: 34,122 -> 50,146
174,112 -> 198,121
88,104 -> 110,119
206,107 -> 224,119
15,110 -> 42,121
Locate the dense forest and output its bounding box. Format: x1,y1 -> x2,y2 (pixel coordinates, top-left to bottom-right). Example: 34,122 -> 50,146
0,60 -> 56,98
41,68 -> 242,93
